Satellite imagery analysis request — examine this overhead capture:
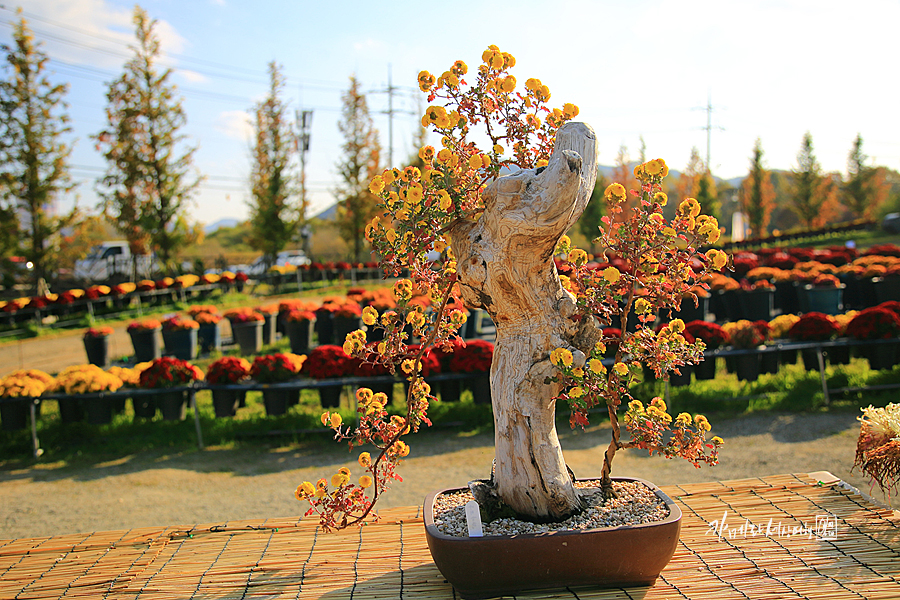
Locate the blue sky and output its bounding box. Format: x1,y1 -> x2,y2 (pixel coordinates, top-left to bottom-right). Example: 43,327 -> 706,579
3,0 -> 899,227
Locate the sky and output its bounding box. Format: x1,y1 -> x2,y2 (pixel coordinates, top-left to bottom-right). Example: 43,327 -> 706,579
3,0 -> 900,228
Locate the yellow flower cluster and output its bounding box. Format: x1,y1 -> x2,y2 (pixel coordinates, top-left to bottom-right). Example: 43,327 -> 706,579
768,314 -> 800,339
355,387 -> 388,416
362,306 -> 378,326
602,266 -> 621,284
706,249 -> 728,270
321,411 -> 343,428
604,183 -> 627,203
0,369 -> 53,398
550,347 -> 574,368
524,76 -> 550,102
694,414 -> 711,432
393,279 -> 413,302
389,439 -> 410,458
696,215 -> 721,244
633,158 -> 669,183
568,248 -> 588,267
343,329 -> 367,356
52,365 -> 123,395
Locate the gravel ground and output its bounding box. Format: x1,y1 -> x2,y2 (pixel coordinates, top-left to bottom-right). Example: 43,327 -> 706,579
1,410 -> 895,540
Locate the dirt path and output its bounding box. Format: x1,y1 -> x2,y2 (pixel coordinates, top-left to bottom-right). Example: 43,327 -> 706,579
1,410 -> 894,540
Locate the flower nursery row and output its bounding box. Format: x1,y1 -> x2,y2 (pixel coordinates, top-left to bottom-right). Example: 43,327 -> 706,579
102,286 -> 477,364
0,337 -> 497,433
0,261 -> 387,331
560,243 -> 900,322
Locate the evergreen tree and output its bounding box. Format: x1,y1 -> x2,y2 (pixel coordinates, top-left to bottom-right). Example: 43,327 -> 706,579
334,76 -> 381,263
0,16 -> 76,293
94,6 -> 199,272
677,146 -> 704,200
844,134 -> 888,219
790,132 -> 839,229
739,138 -> 776,237
695,171 -> 720,223
247,62 -> 299,269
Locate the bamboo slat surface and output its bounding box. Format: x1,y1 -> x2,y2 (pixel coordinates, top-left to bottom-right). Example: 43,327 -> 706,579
0,473 -> 897,599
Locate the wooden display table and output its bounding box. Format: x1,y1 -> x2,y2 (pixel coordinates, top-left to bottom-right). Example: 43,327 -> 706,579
1,472 -> 897,599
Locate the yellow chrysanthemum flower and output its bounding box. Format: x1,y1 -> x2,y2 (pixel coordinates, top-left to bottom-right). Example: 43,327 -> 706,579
550,347 -> 574,368
602,266 -> 621,284
569,248 -> 588,267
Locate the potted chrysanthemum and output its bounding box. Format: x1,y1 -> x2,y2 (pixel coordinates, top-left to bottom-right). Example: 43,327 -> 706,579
205,356 -> 251,417
294,47 -> 726,597
845,304 -> 900,370
161,315 -> 200,360
787,312 -> 840,371
127,318 -> 162,362
0,369 -> 52,431
83,326 -> 114,368
224,308 -> 265,355
303,345 -> 352,408
249,353 -> 306,415
137,356 -> 203,421
683,320 -> 729,380
51,364 -> 124,425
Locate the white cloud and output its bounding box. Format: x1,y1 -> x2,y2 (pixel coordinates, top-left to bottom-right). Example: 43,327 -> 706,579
177,69 -> 209,84
14,0 -> 187,69
215,110 -> 253,141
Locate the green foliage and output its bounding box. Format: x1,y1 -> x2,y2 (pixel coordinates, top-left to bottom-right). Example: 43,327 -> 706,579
790,132 -> 838,229
696,171 -> 720,222
94,5 -> 199,270
247,62 -> 300,268
0,16 -> 77,292
334,76 -> 381,263
844,134 -> 889,220
739,139 -> 776,237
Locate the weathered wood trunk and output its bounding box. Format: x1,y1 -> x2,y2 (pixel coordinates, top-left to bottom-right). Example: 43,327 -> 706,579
452,122 -> 599,521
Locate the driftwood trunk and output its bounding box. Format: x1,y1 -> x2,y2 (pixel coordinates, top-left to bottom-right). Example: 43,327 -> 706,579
452,122 -> 599,521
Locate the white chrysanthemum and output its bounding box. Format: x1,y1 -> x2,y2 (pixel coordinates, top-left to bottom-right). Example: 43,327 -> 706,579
859,403 -> 900,441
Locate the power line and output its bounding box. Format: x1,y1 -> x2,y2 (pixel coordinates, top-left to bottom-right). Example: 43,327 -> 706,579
369,65 -> 418,167
0,7 -> 346,92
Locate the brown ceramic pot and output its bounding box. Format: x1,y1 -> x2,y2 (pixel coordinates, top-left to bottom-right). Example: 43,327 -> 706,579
424,477 -> 681,599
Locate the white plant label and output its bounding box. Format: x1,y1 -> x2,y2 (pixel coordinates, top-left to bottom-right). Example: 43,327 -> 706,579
465,500 -> 484,537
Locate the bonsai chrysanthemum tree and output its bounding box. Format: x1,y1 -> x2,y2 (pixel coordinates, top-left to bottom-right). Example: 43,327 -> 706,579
297,46 -> 726,530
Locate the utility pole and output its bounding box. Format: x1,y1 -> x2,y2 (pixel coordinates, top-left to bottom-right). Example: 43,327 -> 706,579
694,92 -> 723,172
372,65 -> 416,167
296,108 -> 313,254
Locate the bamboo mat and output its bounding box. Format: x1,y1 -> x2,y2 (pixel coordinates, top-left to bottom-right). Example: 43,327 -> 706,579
0,473 -> 897,599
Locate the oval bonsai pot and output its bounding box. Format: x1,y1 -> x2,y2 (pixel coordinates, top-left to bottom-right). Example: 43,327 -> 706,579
424,477 -> 681,600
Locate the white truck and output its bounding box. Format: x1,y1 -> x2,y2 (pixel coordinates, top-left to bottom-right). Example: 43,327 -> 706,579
74,241 -> 156,282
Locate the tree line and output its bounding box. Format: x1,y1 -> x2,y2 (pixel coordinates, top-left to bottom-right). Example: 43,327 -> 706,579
0,7 -> 382,294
